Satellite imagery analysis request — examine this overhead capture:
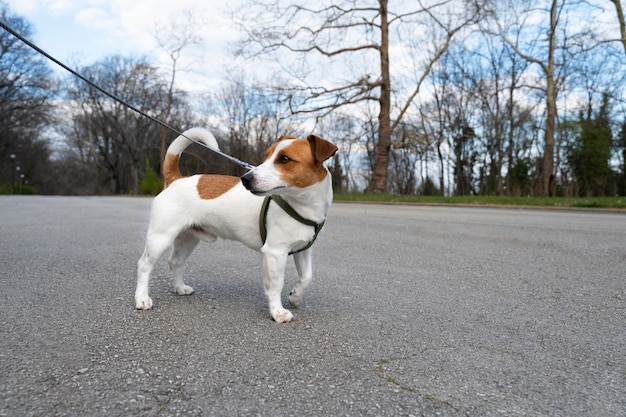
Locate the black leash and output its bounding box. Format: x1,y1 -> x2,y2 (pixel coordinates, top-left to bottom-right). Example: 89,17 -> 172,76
0,19 -> 255,171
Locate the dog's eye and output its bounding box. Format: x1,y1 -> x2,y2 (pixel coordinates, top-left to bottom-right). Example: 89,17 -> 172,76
278,155 -> 291,164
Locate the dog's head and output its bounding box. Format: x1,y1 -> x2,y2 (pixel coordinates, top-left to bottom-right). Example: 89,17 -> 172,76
241,135 -> 338,196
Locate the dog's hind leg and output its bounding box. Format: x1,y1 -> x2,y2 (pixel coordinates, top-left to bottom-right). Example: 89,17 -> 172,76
289,249 -> 313,308
169,230 -> 201,296
136,232 -> 175,310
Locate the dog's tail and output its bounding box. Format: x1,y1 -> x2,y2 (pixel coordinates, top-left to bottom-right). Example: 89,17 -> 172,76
162,128 -> 220,187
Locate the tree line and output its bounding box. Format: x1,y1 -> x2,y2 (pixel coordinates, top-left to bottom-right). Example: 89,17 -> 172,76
1,0 -> 626,197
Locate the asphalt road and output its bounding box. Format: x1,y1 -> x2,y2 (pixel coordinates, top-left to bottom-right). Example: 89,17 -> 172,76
1,196 -> 625,417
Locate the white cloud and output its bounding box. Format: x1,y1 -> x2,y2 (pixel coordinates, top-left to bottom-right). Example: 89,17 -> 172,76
42,0 -> 78,15
74,7 -> 117,31
3,0 -> 245,89
4,0 -> 37,15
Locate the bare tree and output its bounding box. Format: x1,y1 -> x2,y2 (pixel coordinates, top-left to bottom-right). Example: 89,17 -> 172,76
442,25 -> 533,195
233,0 -> 479,193
64,55 -> 172,194
484,0 -> 618,196
387,123 -> 421,195
316,113 -> 366,192
0,4 -> 56,193
207,75 -> 301,173
482,0 -> 562,196
153,10 -> 204,175
416,102 -> 448,195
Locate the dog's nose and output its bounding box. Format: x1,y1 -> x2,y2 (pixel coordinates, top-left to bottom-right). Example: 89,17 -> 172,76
241,171 -> 254,190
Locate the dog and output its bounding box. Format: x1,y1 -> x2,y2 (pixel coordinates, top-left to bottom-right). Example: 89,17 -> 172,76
135,127 -> 338,322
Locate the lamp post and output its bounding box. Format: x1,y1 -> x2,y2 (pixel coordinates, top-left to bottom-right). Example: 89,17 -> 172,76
16,166 -> 21,194
10,154 -> 16,194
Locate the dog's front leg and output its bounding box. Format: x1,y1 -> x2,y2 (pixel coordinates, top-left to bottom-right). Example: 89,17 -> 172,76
262,249 -> 293,323
289,249 -> 313,307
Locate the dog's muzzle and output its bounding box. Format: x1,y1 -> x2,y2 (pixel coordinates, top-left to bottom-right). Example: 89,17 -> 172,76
241,171 -> 255,192
241,172 -> 285,196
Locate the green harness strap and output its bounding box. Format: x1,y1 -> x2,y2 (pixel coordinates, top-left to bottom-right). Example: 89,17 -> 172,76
259,195 -> 325,255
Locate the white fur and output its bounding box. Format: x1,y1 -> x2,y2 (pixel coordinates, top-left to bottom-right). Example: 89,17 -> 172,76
135,128 -> 334,322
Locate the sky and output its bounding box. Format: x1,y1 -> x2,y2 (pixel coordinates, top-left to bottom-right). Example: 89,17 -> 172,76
4,0 -> 243,91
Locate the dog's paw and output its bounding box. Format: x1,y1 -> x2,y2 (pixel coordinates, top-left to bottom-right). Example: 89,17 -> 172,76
175,285 -> 195,296
271,307 -> 294,323
288,289 -> 302,307
135,296 -> 153,310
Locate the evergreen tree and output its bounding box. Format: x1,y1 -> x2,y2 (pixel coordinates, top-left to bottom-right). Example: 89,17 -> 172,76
569,93 -> 613,197
617,122 -> 626,196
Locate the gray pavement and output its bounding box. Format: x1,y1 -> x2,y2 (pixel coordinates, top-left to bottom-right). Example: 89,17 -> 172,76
0,195 -> 625,416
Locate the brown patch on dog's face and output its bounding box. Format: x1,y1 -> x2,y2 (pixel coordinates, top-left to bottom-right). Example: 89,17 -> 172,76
197,175 -> 240,199
272,136 -> 338,188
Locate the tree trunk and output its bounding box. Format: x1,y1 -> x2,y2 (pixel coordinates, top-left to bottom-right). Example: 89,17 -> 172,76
542,0 -> 558,197
611,0 -> 626,54
158,68 -> 175,176
129,159 -> 140,196
506,80 -> 515,195
437,142 -> 445,194
366,0 -> 391,194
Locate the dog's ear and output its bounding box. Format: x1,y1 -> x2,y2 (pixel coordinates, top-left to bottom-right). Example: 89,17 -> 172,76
307,135 -> 338,163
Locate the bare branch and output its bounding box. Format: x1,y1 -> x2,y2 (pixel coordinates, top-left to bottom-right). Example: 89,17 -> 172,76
259,39 -> 379,57
610,0 -> 626,54
285,75 -> 382,116
392,3 -> 480,133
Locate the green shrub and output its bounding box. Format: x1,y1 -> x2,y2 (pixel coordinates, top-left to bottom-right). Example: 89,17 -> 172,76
139,161 -> 163,196
0,183 -> 36,194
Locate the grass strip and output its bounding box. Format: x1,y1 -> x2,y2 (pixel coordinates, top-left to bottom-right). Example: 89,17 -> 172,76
333,194 -> 626,209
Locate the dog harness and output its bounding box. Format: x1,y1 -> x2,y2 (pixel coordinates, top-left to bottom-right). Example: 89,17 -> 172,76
259,195 -> 325,255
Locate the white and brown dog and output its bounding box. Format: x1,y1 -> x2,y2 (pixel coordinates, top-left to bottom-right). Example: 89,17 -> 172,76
135,127 -> 338,322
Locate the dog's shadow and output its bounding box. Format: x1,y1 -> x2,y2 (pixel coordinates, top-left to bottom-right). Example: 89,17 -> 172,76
147,252 -> 306,314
